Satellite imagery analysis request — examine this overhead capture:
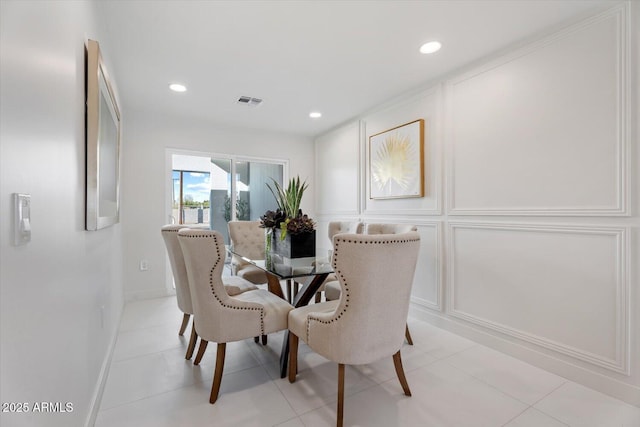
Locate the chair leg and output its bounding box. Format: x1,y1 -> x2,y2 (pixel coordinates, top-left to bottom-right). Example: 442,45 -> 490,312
392,350 -> 412,396
315,292 -> 321,303
179,313 -> 190,336
254,336 -> 259,343
194,339 -> 208,365
209,343 -> 227,404
337,363 -> 345,427
185,324 -> 198,360
287,279 -> 293,303
288,333 -> 299,383
405,324 -> 414,346
261,334 -> 268,345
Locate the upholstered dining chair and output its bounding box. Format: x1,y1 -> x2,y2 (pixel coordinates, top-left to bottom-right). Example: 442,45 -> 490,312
177,228 -> 294,404
227,220 -> 269,285
161,224 -> 258,360
324,223 -> 418,345
288,231 -> 421,427
228,220 -> 299,309
315,221 -> 364,302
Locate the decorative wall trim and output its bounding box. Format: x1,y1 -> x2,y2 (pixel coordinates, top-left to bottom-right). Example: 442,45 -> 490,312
315,121 -> 362,216
447,221 -> 629,375
410,220 -> 442,311
316,210 -> 361,217
364,218 -> 443,311
409,303 -> 640,406
446,3 -> 629,217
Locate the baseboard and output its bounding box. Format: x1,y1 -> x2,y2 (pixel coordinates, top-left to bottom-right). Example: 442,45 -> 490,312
84,304 -> 123,427
409,303 -> 640,407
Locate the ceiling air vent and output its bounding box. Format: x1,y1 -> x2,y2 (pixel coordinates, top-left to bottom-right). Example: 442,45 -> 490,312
237,96 -> 263,107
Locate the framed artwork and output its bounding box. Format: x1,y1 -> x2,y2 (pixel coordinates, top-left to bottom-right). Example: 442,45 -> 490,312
85,39 -> 121,230
369,119 -> 424,199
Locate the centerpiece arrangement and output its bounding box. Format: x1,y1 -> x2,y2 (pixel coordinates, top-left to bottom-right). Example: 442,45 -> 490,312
260,176 -> 316,259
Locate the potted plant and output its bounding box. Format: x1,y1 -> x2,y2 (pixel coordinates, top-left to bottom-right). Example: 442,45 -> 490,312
260,176 -> 316,258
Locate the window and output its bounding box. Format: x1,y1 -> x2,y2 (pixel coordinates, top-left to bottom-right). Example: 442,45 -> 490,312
172,169 -> 211,225
170,152 -> 286,244
211,157 -> 284,244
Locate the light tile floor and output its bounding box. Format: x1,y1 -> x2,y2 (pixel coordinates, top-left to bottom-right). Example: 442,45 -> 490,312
95,296 -> 640,427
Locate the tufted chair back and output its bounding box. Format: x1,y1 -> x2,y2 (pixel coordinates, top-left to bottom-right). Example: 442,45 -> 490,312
161,224 -> 195,315
364,223 -> 417,235
178,228 -> 293,404
178,229 -> 262,343
227,220 -> 269,284
228,220 -> 265,259
327,221 -> 364,241
309,231 -> 420,364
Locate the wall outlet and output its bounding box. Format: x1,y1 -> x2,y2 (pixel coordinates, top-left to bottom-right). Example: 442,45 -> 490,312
139,260 -> 149,271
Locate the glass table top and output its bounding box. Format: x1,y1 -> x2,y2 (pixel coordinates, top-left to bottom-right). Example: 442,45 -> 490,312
227,246 -> 333,280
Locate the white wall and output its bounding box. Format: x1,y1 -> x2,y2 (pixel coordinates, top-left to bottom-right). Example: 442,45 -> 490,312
121,111 -> 314,301
315,2 -> 639,405
0,1 -> 124,426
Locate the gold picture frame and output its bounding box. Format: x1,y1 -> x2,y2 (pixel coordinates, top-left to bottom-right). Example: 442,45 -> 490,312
369,119 -> 424,199
85,39 -> 121,230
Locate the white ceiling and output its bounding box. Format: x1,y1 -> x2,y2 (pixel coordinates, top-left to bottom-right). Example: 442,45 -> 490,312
98,0 -> 610,138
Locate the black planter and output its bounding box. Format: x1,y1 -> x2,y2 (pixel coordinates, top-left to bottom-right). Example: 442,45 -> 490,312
271,230 -> 316,259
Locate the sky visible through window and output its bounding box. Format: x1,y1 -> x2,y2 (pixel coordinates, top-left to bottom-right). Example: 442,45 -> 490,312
173,171 -> 211,204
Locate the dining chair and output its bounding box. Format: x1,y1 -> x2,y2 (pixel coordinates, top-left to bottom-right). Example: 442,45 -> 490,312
315,221 -> 364,302
287,231 -> 421,427
228,220 -> 297,311
161,224 -> 258,360
324,223 -> 418,345
177,228 -> 294,404
227,220 -> 269,284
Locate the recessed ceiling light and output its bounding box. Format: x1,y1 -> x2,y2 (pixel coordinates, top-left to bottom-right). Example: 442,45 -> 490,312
309,112 -> 322,119
169,83 -> 187,92
419,41 -> 442,54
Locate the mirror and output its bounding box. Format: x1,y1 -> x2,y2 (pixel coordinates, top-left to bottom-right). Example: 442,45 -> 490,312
85,39 -> 120,231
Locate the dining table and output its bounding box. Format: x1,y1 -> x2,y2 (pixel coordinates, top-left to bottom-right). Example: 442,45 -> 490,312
227,246 -> 333,378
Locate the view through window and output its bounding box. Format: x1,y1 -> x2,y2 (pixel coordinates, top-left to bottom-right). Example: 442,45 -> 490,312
171,154 -> 285,244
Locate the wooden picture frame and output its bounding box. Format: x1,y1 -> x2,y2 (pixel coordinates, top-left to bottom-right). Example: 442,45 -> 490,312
369,119 -> 424,199
85,39 -> 121,230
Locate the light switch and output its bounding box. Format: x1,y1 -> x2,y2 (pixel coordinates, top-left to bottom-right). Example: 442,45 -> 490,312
14,193 -> 31,245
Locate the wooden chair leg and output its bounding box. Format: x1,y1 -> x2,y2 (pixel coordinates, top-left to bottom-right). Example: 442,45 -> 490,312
185,324 -> 198,360
337,363 -> 345,427
261,334 -> 268,345
194,339 -> 208,365
209,343 -> 227,404
315,292 -> 321,303
405,324 -> 414,346
392,350 -> 412,396
179,313 -> 190,336
287,279 -> 292,302
288,333 -> 299,383
254,336 -> 259,343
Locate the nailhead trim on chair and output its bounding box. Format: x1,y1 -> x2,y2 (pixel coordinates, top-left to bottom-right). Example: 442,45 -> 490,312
182,232 -> 266,335
307,235 -> 420,341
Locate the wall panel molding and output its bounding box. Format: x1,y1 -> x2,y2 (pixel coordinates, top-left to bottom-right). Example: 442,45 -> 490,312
447,221 -> 629,374
315,121 -> 361,216
446,3 -> 629,216
411,220 -> 442,311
